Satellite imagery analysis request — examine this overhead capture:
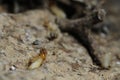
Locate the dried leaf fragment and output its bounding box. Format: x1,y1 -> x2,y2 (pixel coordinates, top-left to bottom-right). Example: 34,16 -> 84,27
28,48 -> 47,70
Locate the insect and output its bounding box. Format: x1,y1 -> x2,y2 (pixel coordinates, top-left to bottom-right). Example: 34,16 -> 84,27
28,48 -> 47,70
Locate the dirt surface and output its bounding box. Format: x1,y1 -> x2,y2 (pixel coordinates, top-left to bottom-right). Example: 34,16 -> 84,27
0,0 -> 119,80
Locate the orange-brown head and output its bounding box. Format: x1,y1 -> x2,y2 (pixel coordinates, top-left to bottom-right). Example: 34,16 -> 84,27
39,48 -> 47,60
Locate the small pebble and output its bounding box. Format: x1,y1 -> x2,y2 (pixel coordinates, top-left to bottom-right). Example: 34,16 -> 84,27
32,40 -> 40,45
116,61 -> 120,65
9,65 -> 16,71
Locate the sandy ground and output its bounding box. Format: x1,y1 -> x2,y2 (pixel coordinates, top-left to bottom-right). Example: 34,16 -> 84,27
0,1 -> 119,79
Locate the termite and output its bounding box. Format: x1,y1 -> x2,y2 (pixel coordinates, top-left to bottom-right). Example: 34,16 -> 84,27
49,0 -> 66,18
28,48 -> 47,70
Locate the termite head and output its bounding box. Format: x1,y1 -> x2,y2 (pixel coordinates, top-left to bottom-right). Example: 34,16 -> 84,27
39,48 -> 47,60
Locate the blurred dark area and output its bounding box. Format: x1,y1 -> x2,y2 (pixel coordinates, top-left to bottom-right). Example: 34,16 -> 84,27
0,0 -> 45,13
0,0 -> 119,39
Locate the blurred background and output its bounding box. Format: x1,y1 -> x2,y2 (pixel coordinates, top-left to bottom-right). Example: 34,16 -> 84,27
104,0 -> 120,37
